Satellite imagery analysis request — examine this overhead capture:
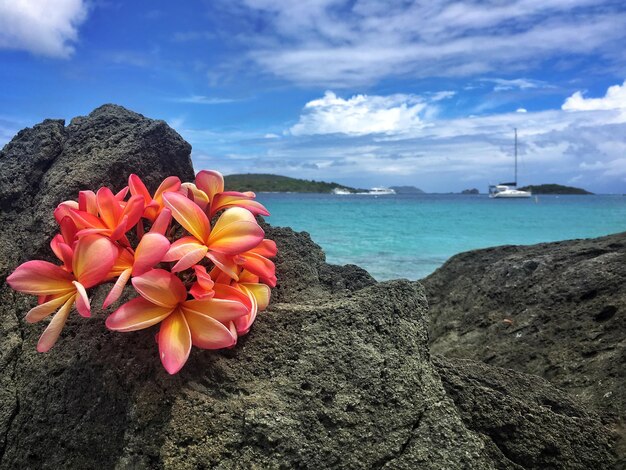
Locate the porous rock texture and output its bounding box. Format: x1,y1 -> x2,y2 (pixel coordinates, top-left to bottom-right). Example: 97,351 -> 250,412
0,105 -> 617,469
423,233 -> 626,464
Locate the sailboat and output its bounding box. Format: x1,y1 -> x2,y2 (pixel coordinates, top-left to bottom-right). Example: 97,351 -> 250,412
489,128 -> 532,198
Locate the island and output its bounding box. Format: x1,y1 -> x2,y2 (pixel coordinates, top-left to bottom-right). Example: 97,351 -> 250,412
224,173 -> 363,193
517,184 -> 593,195
389,185 -> 425,194
461,188 -> 480,195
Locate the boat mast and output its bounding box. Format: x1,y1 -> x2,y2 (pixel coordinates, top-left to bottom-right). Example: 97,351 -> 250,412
514,127 -> 517,186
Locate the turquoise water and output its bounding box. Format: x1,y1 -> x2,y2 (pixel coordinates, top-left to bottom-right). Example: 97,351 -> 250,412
256,193 -> 626,280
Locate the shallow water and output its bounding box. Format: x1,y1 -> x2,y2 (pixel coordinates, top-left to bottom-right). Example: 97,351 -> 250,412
256,193 -> 626,280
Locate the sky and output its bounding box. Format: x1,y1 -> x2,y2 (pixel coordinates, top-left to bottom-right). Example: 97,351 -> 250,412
1,1 -> 626,193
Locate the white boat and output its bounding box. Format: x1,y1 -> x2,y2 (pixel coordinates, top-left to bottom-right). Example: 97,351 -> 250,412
489,128 -> 531,199
368,187 -> 396,195
332,187 -> 352,195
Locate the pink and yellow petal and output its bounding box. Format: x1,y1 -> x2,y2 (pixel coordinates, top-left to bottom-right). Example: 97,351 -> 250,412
184,309 -> 236,350
207,208 -> 264,255
240,283 -> 271,311
132,233 -> 170,276
73,281 -> 91,318
162,191 -> 211,243
106,297 -> 173,332
158,309 -> 192,374
181,297 -> 249,323
195,170 -> 224,202
25,292 -> 75,323
103,267 -> 132,309
131,269 -> 187,308
72,234 -> 118,288
7,260 -> 75,295
36,295 -> 75,352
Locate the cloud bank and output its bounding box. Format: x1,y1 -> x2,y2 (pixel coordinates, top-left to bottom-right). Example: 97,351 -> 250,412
0,0 -> 88,58
229,0 -> 626,86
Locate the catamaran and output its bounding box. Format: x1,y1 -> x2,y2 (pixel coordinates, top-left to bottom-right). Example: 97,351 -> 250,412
489,128 -> 532,198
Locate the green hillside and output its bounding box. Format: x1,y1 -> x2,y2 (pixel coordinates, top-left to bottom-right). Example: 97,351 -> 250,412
224,173 -> 360,193
518,184 -> 593,195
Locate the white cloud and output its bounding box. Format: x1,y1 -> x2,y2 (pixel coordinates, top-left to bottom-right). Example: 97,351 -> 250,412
264,133 -> 280,139
481,78 -> 549,92
290,91 -> 427,136
174,95 -> 239,105
0,0 -> 88,58
516,108 -> 528,113
231,0 -> 626,86
562,80 -> 626,111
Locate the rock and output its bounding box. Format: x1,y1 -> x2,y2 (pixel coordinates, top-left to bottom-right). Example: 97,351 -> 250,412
423,233 -> 626,463
0,105 -> 617,469
433,356 -> 616,469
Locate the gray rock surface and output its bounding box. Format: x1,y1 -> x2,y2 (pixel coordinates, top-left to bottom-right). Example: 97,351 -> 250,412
423,233 -> 626,463
0,105 -> 617,469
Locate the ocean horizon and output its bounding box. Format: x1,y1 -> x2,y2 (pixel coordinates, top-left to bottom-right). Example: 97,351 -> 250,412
257,192 -> 626,280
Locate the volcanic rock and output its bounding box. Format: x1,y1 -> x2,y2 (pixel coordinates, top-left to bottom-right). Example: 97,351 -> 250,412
0,105 -> 617,469
423,233 -> 626,463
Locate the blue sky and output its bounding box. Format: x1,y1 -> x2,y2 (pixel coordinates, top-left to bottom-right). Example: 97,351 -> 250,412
1,0 -> 626,193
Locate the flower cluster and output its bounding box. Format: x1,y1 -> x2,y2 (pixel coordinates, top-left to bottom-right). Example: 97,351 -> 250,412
6,170 -> 276,374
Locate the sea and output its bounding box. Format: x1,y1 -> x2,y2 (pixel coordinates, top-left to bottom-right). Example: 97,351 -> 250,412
255,193 -> 626,281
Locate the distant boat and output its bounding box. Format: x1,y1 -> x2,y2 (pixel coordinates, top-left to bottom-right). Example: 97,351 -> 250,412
332,187 -> 352,195
489,128 -> 532,199
368,187 -> 396,195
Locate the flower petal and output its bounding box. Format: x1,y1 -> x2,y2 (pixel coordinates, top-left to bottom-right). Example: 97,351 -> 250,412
207,207 -> 264,255
158,309 -> 191,374
132,233 -> 170,276
195,170 -> 224,202
251,239 -> 278,258
50,235 -> 73,269
241,282 -> 271,311
128,174 -> 152,205
240,252 -> 276,284
181,297 -> 249,323
131,269 -> 187,308
211,192 -> 270,217
121,195 -> 146,231
183,309 -> 237,350
153,176 -> 182,203
102,267 -> 132,309
213,283 -> 253,310
162,191 -> 211,243
150,207 -> 172,235
73,281 -> 91,318
78,190 -> 98,215
181,183 -> 209,212
97,187 -> 123,229
25,292 -> 75,323
206,252 -> 240,281
7,260 -> 74,295
162,236 -> 204,262
72,234 -> 118,288
36,294 -> 75,352
171,246 -> 209,273
106,297 -> 173,332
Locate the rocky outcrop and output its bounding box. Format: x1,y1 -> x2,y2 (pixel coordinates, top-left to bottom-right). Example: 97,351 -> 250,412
423,233 -> 626,463
0,105 -> 617,469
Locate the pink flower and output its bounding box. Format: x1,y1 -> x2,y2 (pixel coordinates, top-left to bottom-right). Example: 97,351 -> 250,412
106,269 -> 248,374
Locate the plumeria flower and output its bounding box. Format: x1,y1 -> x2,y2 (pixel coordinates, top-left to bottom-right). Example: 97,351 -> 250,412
183,170 -> 270,218
106,269 -> 248,374
162,192 -> 265,275
129,174 -> 181,222
56,187 -> 145,244
6,234 -> 117,352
